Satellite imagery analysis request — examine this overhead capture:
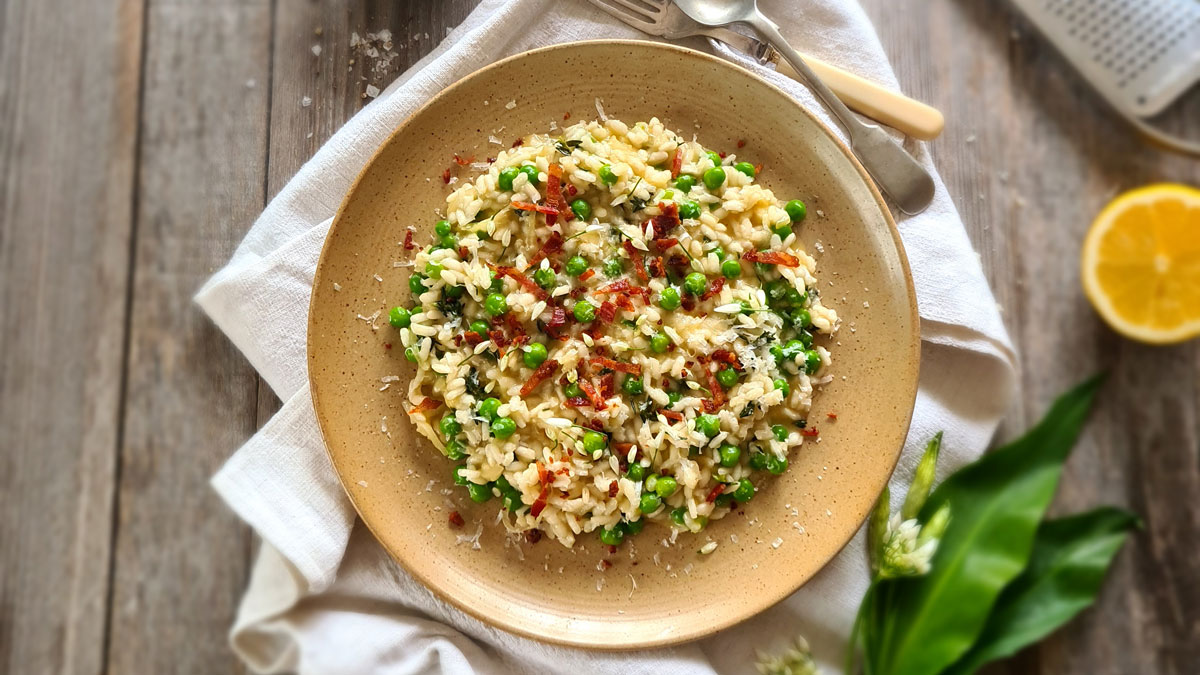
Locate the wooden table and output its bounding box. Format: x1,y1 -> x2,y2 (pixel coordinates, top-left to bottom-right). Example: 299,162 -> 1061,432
2,1 -> 1196,672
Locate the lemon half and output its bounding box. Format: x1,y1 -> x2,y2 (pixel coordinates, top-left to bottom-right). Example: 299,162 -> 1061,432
1081,183 -> 1200,344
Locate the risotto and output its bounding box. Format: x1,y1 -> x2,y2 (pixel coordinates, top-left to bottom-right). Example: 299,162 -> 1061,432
390,117 -> 837,548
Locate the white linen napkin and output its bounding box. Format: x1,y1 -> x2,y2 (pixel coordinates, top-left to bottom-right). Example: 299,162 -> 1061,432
196,1 -> 1018,672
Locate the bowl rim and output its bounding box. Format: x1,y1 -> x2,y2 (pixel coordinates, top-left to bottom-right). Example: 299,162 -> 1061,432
307,38 -> 920,649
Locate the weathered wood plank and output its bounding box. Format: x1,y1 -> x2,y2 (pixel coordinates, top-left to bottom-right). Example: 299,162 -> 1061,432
103,1 -> 273,673
0,0 -> 143,673
861,1 -> 1200,673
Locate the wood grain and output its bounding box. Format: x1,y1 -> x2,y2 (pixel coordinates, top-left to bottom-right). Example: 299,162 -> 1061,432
0,1 -> 143,673
101,1 -> 272,673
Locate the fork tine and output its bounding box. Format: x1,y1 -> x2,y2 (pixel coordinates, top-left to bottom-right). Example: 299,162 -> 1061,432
588,0 -> 658,28
602,0 -> 666,22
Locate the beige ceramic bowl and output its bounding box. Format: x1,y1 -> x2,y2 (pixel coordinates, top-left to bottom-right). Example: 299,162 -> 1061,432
308,40 -> 919,649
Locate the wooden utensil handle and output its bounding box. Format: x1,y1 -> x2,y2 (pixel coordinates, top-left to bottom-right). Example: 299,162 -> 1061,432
776,55 -> 945,141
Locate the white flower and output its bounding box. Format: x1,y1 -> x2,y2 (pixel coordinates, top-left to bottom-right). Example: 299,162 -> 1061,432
877,504 -> 950,580
755,636 -> 817,675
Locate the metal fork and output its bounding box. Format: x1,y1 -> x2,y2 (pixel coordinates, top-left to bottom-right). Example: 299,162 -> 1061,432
586,0 -> 944,141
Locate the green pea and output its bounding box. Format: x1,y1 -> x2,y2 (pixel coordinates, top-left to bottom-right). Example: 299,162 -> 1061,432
667,391 -> 682,407
439,414 -> 461,440
523,343 -> 548,369
404,346 -> 419,362
734,161 -> 756,178
772,424 -> 788,442
715,492 -> 735,507
565,255 -> 588,277
603,258 -> 624,278
683,272 -> 707,295
785,199 -> 807,223
766,454 -> 788,475
453,465 -> 469,486
498,167 -> 520,191
678,200 -> 701,220
783,339 -> 805,361
469,320 -> 490,336
484,293 -> 509,316
749,451 -> 769,471
434,220 -> 452,237
674,175 -> 696,193
489,274 -> 505,294
798,330 -> 815,349
721,259 -> 742,279
709,246 -> 726,261
785,288 -> 806,308
625,519 -> 645,535
769,344 -> 785,366
639,492 -> 662,514
570,199 -> 592,221
489,416 -> 515,439
444,285 -> 466,300
658,287 -> 681,311
573,300 -> 596,323
771,223 -> 793,239
564,381 -> 583,398
445,440 -> 467,460
755,262 -> 773,277
409,273 -> 427,295
733,478 -> 755,502
477,397 -> 501,421
503,490 -> 524,511
670,506 -> 688,526
706,151 -> 722,167
467,482 -> 492,503
719,444 -> 741,467
804,349 -> 822,374
519,164 -> 540,186
649,332 -> 670,354
703,167 -> 726,191
713,367 -> 736,389
533,267 -> 556,289
773,378 -> 790,398
627,463 -> 647,481
654,476 -> 678,498
696,413 -> 720,438
388,306 -> 412,328
599,526 -> 625,546
583,430 -> 607,453
622,376 -> 644,395
599,165 -> 618,185
765,279 -> 789,305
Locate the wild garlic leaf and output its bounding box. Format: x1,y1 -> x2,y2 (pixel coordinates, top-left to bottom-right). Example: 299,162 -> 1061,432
943,507 -> 1139,675
866,375 -> 1104,675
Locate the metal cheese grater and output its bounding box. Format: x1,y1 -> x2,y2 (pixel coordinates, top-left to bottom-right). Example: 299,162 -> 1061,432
1009,0 -> 1200,155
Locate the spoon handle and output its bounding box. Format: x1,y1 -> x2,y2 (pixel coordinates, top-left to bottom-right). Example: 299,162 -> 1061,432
746,15 -> 936,215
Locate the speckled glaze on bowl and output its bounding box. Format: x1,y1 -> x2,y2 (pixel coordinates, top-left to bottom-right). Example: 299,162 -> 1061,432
308,40 -> 919,650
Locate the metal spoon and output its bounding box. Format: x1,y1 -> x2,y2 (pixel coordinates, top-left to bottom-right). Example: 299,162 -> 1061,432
671,0 -> 936,215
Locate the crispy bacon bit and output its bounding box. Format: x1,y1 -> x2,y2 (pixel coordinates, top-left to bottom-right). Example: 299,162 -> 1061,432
536,460 -> 550,486
701,399 -> 720,413
569,286 -> 587,299
578,268 -> 595,282
670,148 -> 683,178
608,481 -> 619,498
701,365 -> 726,410
681,294 -> 696,312
576,365 -> 607,409
600,558 -> 613,570
737,139 -> 746,148
383,343 -> 392,350
495,265 -> 548,300
711,349 -> 742,370
487,329 -> 509,348
647,256 -> 665,278
457,245 -> 470,259
448,511 -> 465,528
827,412 -> 838,420
743,250 -> 801,268
511,201 -> 560,217
487,157 -> 496,163
463,331 -> 484,345
613,442 -> 635,454
623,240 -> 648,282
654,238 -> 679,253
718,151 -> 726,158
589,356 -> 642,375
520,359 -> 560,396
801,427 -> 820,437
706,484 -> 725,503
666,253 -> 690,273
563,111 -> 571,120
530,485 -> 550,517
566,183 -> 578,197
614,294 -> 635,311
511,138 -> 524,148
525,529 -> 542,544
544,164 -> 564,226
596,279 -> 631,295
526,231 -> 564,271
587,419 -> 605,431
700,276 -> 725,301
660,410 -> 684,422
564,396 -> 590,408
754,163 -> 763,176
407,398 -> 440,414
545,306 -> 568,337
650,202 -> 679,239
402,228 -> 416,250
599,372 -> 615,399
452,154 -> 474,166
504,312 -> 528,341
441,168 -> 452,184
596,301 -> 617,323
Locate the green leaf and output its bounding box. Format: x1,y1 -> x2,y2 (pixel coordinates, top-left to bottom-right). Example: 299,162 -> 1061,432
867,375 -> 1104,675
944,507 -> 1139,674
